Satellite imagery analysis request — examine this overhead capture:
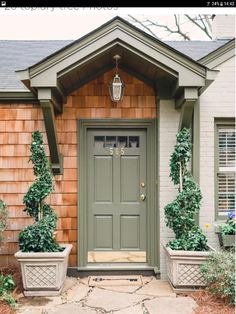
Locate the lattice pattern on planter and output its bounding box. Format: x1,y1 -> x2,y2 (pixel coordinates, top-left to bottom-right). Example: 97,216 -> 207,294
178,264 -> 206,285
25,265 -> 57,287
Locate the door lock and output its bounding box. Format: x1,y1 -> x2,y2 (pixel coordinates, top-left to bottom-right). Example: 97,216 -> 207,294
140,194 -> 146,201
140,182 -> 145,187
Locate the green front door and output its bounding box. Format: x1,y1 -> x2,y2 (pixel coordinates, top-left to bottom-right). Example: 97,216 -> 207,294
87,129 -> 147,263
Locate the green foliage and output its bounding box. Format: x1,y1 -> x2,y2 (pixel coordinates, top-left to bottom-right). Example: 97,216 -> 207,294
0,200 -> 8,245
23,131 -> 53,221
0,274 -> 16,307
169,128 -> 192,186
19,131 -> 62,252
164,128 -> 208,251
19,214 -> 61,252
168,227 -> 208,251
201,250 -> 235,304
220,213 -> 235,236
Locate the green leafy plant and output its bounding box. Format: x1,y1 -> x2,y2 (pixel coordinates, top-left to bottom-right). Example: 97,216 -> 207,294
164,128 -> 208,251
201,250 -> 235,304
0,274 -> 16,307
0,203 -> 16,307
0,200 -> 8,245
19,131 -> 62,252
220,212 -> 235,236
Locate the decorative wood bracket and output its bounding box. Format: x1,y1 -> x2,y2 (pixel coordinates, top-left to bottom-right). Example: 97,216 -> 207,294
178,100 -> 195,131
40,100 -> 63,175
174,87 -> 198,130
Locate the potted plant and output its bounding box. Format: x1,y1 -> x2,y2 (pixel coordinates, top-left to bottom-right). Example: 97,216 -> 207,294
15,131 -> 72,296
163,128 -> 214,290
217,213 -> 235,249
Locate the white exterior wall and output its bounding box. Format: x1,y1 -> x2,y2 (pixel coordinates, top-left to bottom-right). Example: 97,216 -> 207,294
199,56 -> 235,249
212,15 -> 235,40
158,99 -> 180,278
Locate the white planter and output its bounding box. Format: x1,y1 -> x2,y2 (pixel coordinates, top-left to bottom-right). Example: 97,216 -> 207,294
163,244 -> 215,290
15,244 -> 72,296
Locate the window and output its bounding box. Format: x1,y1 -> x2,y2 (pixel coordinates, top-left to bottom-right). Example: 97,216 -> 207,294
216,125 -> 235,217
94,135 -> 140,148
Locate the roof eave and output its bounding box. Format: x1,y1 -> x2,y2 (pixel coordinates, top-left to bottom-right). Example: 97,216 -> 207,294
198,38 -> 235,67
0,90 -> 38,103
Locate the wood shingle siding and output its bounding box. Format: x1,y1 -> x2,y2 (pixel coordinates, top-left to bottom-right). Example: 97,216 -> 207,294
0,68 -> 156,267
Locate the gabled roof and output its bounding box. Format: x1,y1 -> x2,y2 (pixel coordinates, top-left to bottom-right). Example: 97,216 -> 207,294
0,39 -> 229,91
0,16 -> 231,94
13,16 -> 217,102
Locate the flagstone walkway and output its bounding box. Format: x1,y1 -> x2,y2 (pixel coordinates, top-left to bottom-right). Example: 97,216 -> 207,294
16,276 -> 197,314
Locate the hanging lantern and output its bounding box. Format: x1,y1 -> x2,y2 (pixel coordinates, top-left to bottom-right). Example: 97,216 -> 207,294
109,55 -> 124,102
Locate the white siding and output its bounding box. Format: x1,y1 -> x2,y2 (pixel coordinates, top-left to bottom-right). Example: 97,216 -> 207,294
212,15 -> 235,40
199,56 -> 235,249
158,99 -> 180,278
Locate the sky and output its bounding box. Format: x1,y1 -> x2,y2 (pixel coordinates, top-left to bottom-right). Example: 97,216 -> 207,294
0,7 -> 234,40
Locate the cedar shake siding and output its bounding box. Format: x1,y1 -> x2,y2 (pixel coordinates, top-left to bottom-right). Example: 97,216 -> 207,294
0,68 -> 156,267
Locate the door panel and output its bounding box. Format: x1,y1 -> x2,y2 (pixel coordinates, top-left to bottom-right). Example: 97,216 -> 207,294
94,215 -> 113,249
94,156 -> 113,202
120,156 -> 140,202
120,215 -> 140,249
87,129 -> 147,262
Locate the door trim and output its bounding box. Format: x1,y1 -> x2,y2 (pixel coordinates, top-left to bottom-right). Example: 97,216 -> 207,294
77,119 -> 159,270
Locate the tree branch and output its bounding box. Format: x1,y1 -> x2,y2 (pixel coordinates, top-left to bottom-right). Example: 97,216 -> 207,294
127,15 -> 212,41
185,15 -> 212,39
128,15 -> 159,39
174,14 -> 190,41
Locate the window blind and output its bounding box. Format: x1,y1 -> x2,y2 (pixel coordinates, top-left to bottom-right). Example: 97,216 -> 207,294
219,129 -> 235,168
217,127 -> 235,216
218,173 -> 235,215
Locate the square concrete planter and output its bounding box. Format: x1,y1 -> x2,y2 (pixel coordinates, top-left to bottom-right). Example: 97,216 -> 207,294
163,244 -> 215,291
15,244 -> 72,296
220,234 -> 235,248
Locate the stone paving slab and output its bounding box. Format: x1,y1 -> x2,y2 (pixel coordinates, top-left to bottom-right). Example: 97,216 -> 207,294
44,303 -> 97,314
17,296 -> 63,311
66,283 -> 91,302
17,309 -> 43,314
141,276 -> 153,285
16,276 -> 198,314
61,277 -> 78,293
114,304 -> 145,314
85,287 -> 151,312
144,296 -> 197,314
136,279 -> 176,297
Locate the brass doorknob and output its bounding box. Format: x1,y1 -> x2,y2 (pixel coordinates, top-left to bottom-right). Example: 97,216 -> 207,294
140,194 -> 146,201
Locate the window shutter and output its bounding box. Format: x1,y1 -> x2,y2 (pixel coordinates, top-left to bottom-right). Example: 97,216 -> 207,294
217,127 -> 235,216
218,129 -> 235,168
218,173 -> 235,215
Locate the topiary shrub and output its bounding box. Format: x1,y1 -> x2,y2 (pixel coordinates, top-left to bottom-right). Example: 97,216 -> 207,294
164,128 -> 208,251
0,200 -> 8,245
200,250 -> 235,304
19,131 -> 63,252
